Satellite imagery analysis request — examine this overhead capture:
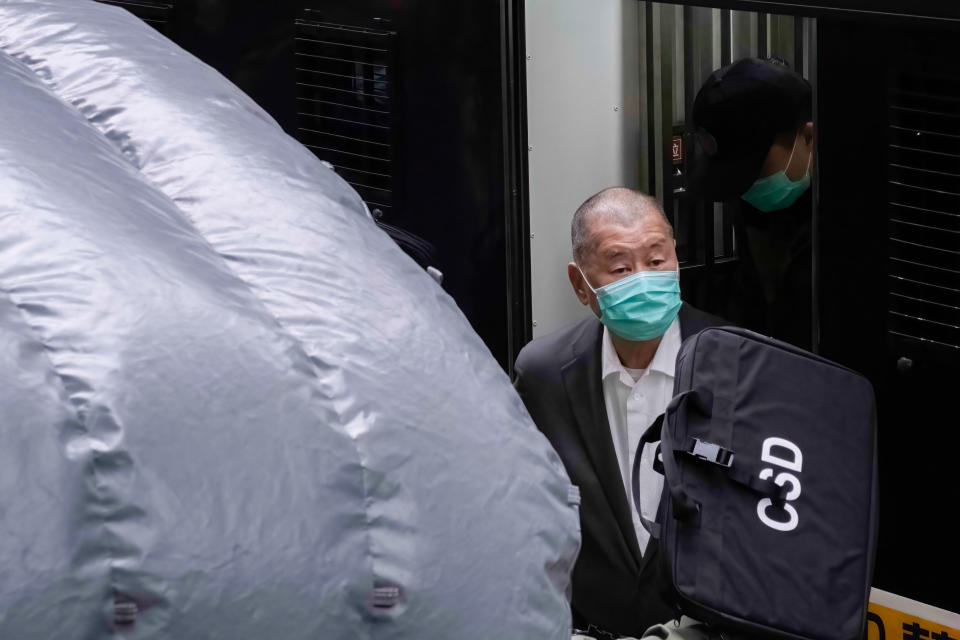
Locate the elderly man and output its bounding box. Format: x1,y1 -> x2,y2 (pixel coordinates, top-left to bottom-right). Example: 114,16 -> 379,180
514,187 -> 725,637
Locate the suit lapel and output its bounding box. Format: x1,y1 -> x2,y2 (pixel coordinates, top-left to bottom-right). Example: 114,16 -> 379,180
561,321 -> 643,570
678,302 -> 718,340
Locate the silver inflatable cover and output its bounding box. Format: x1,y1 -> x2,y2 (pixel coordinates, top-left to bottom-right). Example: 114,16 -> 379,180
0,2 -> 580,637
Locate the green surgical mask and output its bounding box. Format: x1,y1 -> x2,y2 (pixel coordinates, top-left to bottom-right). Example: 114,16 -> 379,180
741,132 -> 812,212
578,266 -> 681,342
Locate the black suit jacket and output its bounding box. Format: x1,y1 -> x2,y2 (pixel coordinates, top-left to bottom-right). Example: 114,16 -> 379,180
513,303 -> 726,637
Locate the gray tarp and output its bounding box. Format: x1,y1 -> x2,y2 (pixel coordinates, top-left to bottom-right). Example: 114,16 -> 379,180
0,1 -> 580,637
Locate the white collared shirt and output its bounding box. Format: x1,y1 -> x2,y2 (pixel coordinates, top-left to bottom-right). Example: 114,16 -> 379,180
600,316 -> 682,554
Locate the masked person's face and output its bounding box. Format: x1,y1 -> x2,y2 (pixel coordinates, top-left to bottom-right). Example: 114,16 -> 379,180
569,213 -> 681,342
742,122 -> 815,212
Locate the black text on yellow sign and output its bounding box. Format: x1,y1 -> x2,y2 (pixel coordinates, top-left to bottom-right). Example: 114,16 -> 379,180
867,589 -> 959,640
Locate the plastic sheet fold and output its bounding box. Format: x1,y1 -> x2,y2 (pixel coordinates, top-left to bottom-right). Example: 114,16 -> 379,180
0,2 -> 580,637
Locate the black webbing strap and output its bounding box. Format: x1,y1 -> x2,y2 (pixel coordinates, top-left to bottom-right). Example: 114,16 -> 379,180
631,414 -> 663,539
658,390 -> 711,525
674,442 -> 789,504
725,463 -> 790,503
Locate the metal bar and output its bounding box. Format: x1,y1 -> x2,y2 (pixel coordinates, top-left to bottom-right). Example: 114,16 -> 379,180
295,67 -> 391,88
301,114 -> 390,130
809,16 -> 819,353
889,310 -> 960,329
731,10 -> 758,60
646,2 -> 658,198
684,5 -> 711,267
757,12 -> 768,58
382,19 -> 402,223
296,126 -> 391,147
302,143 -> 391,163
501,0 -> 533,371
722,202 -> 735,256
801,16 -> 813,78
793,15 -> 804,70
683,6 -> 697,113
296,81 -> 390,101
890,256 -> 960,275
718,11 -> 737,261
296,99 -> 389,116
889,124 -> 960,140
638,4 -> 650,194
889,143 -> 960,159
293,52 -> 389,68
890,201 -> 960,219
891,294 -> 960,313
890,88 -> 960,103
890,163 -> 960,179
720,9 -> 732,65
296,19 -> 393,38
767,14 -> 793,65
330,164 -> 392,179
891,218 -> 960,234
889,180 -> 960,198
294,37 -> 388,53
890,237 -> 960,255
657,3 -> 677,223
711,205 -> 723,259
344,180 -> 392,193
890,274 -> 960,294
888,331 -> 960,350
679,263 -> 707,275
357,198 -> 392,209
891,104 -> 960,119
98,0 -> 171,10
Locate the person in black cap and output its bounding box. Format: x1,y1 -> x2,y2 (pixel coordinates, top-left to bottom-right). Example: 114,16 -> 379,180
688,57 -> 814,350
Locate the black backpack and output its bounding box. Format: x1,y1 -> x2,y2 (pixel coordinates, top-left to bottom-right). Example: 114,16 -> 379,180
632,326 -> 878,640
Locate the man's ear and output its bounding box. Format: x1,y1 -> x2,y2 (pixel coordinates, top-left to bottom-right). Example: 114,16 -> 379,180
801,121 -> 815,146
568,262 -> 592,306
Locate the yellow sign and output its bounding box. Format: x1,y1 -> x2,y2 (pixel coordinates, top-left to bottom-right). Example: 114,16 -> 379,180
868,588 -> 960,640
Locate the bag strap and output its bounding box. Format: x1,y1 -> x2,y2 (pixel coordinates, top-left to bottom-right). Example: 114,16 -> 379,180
723,459 -> 790,503
631,389 -> 714,537
658,390 -> 712,524
631,414 -> 664,539
633,386 -> 789,539
675,436 -> 790,503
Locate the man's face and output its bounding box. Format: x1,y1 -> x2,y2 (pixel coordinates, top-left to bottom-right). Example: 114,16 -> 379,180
757,121 -> 815,181
568,212 -> 679,316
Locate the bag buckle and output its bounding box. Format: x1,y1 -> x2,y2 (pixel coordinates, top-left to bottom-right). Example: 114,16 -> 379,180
686,438 -> 734,467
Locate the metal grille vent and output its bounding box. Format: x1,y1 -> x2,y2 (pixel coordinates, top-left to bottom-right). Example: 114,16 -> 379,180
95,0 -> 173,32
294,12 -> 396,216
887,72 -> 960,351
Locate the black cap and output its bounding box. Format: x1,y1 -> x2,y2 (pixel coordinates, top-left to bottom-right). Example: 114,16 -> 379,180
687,58 -> 812,201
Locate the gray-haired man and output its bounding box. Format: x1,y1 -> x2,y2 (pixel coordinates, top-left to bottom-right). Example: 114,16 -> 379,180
514,187 -> 726,637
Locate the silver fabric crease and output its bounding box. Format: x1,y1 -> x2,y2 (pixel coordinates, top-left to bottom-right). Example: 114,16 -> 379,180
0,2 -> 580,638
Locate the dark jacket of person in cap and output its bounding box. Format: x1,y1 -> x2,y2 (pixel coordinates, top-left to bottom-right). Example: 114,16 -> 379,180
688,57 -> 814,350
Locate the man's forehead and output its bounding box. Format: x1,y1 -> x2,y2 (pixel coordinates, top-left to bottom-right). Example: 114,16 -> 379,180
589,202 -> 667,229
595,234 -> 668,256
589,216 -> 671,248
